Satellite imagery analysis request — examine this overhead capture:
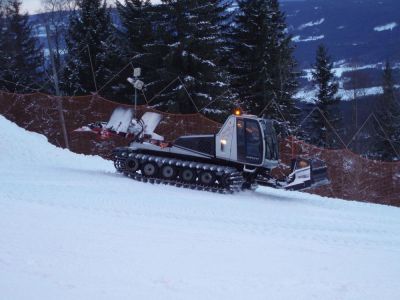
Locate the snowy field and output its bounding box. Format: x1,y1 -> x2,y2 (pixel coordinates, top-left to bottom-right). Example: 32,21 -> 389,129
1,115 -> 400,300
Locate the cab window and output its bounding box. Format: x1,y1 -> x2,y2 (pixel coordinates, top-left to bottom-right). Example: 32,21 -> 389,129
260,120 -> 279,161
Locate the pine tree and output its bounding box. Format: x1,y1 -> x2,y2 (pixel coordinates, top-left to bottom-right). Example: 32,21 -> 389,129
229,0 -> 298,125
0,0 -> 44,93
373,62 -> 400,161
116,0 -> 159,105
307,44 -> 342,148
63,0 -> 122,99
143,0 -> 232,116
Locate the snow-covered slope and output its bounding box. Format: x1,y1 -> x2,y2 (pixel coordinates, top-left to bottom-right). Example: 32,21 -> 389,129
1,115 -> 400,300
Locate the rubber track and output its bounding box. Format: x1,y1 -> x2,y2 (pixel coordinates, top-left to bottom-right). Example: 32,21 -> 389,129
114,150 -> 245,194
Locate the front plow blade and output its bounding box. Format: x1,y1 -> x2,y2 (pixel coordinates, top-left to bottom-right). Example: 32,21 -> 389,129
284,158 -> 329,191
310,159 -> 329,187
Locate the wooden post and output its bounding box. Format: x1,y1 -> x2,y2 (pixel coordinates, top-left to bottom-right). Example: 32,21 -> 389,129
45,24 -> 69,149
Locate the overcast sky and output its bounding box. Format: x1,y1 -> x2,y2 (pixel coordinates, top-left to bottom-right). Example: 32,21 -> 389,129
22,0 -> 42,14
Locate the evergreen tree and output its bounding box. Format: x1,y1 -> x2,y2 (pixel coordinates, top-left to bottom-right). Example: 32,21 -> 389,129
373,62 -> 400,161
229,0 -> 298,125
63,0 -> 122,99
117,0 -> 152,56
0,0 -> 44,93
307,44 -> 342,148
116,0 -> 159,104
143,0 -> 232,116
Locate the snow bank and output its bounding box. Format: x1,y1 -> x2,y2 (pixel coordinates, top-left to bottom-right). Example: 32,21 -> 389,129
297,62 -> 400,102
298,18 -> 325,30
295,85 -> 400,102
292,35 -> 325,43
374,22 -> 398,32
0,115 -> 110,170
303,61 -> 400,83
1,116 -> 400,300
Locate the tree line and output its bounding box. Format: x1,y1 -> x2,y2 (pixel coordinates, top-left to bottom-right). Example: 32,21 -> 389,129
0,0 -> 398,160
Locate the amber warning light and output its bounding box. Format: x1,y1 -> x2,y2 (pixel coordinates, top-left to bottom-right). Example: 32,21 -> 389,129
234,108 -> 242,116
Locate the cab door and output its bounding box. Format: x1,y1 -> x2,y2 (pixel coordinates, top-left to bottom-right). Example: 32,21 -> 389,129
236,118 -> 264,165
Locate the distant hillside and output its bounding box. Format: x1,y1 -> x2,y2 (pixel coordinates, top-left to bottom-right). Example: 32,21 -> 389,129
282,0 -> 400,67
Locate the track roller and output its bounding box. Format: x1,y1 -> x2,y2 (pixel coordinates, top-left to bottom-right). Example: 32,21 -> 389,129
142,162 -> 158,177
161,165 -> 177,179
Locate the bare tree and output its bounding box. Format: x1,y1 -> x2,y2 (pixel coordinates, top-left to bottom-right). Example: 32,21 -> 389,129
39,0 -> 76,149
40,0 -> 76,73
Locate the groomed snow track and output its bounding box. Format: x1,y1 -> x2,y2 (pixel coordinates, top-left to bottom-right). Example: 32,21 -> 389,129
1,115 -> 400,300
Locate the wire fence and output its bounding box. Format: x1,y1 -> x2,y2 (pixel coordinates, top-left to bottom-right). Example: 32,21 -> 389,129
0,91 -> 399,206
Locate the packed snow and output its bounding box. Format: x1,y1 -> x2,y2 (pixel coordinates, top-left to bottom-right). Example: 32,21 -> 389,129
1,115 -> 400,300
374,22 -> 398,32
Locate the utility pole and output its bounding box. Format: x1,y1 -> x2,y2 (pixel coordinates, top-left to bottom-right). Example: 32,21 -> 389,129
127,68 -> 144,119
46,24 -> 70,149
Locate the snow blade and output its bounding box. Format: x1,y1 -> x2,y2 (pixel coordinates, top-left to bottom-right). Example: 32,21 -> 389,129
284,158 -> 329,191
106,107 -> 135,134
310,159 -> 329,186
140,112 -> 164,141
